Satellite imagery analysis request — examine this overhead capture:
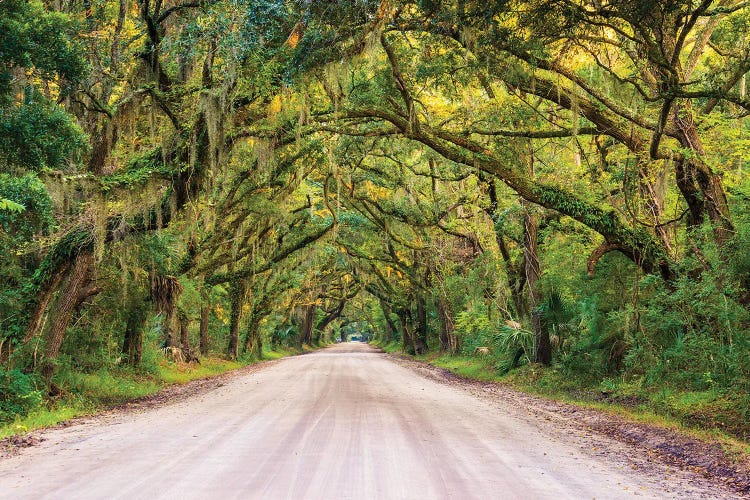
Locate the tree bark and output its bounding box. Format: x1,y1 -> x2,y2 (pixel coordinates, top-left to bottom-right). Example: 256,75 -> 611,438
199,304 -> 210,356
300,304 -> 316,346
675,157 -> 704,227
398,309 -> 416,355
151,275 -> 182,349
41,252 -> 94,385
315,300 -> 345,335
244,320 -> 263,359
122,299 -> 146,366
437,297 -> 457,354
163,308 -> 177,348
179,314 -> 193,361
523,209 -> 551,366
227,281 -> 244,360
380,300 -> 397,343
672,102 -> 733,246
23,261 -> 71,344
414,295 -> 428,355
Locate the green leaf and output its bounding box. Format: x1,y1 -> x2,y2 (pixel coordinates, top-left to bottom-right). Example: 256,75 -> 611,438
0,197 -> 24,212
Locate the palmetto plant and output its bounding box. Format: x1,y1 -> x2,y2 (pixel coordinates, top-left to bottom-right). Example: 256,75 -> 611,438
537,290 -> 576,354
491,324 -> 534,373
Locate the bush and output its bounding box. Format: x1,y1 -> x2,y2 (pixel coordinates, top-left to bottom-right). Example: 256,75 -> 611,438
455,302 -> 495,355
0,369 -> 43,422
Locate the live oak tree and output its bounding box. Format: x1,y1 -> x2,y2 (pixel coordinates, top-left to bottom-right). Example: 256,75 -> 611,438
4,0 -> 379,373
2,0 -> 750,441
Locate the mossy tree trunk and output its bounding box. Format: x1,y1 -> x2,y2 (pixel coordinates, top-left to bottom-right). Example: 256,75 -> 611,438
414,295 -> 428,355
437,297 -> 456,354
484,177 -> 527,319
122,297 -> 147,366
179,314 -> 193,361
380,300 -> 397,343
22,261 -> 71,345
399,309 -> 416,355
315,300 -> 345,338
243,319 -> 263,359
227,280 -> 245,360
151,275 -> 182,349
523,209 -> 551,365
199,304 -> 210,356
671,102 -> 734,246
41,252 -> 96,386
300,304 -> 316,346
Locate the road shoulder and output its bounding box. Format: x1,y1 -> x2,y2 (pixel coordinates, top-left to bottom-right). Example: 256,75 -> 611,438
0,354 -> 289,458
382,349 -> 750,497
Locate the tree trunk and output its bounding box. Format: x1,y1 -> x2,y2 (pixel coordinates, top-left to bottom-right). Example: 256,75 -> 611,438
252,325 -> 262,358
414,295 -> 428,355
639,164 -> 673,256
485,177 -> 526,318
315,301 -> 345,335
244,319 -> 263,359
524,209 -> 551,365
41,252 -> 94,385
227,281 -> 244,359
163,307 -> 177,348
199,304 -> 210,356
672,102 -> 733,246
151,275 -> 182,349
437,297 -> 456,354
23,261 -> 71,344
179,314 -> 192,361
398,309 -> 416,355
300,304 -> 316,346
380,300 -> 397,343
122,299 -> 146,366
675,158 -> 705,227
88,118 -> 118,175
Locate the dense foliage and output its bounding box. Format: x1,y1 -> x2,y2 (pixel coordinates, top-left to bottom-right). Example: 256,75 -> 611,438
1,0 -> 749,439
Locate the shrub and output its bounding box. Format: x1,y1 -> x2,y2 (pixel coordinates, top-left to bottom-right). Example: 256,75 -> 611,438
0,369 -> 43,422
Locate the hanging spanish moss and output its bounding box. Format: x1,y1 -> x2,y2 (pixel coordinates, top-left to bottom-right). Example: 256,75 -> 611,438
201,89 -> 226,172
255,138 -> 275,180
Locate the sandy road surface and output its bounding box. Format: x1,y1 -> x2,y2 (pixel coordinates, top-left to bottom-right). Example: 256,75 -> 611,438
0,343 -> 736,499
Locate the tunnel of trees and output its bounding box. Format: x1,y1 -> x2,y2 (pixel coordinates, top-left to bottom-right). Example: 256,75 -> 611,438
2,0 -> 750,438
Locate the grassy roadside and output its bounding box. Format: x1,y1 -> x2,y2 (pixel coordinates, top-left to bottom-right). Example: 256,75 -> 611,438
0,346 -> 312,440
373,340 -> 750,461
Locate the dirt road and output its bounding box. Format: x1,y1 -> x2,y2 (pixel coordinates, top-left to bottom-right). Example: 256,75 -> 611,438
0,343 -> 737,499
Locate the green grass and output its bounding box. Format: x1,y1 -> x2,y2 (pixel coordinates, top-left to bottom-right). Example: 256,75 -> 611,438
0,347 -> 306,439
157,358 -> 244,385
370,340 -> 402,353
0,407 -> 84,439
426,354 -> 499,381
262,347 -> 299,360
